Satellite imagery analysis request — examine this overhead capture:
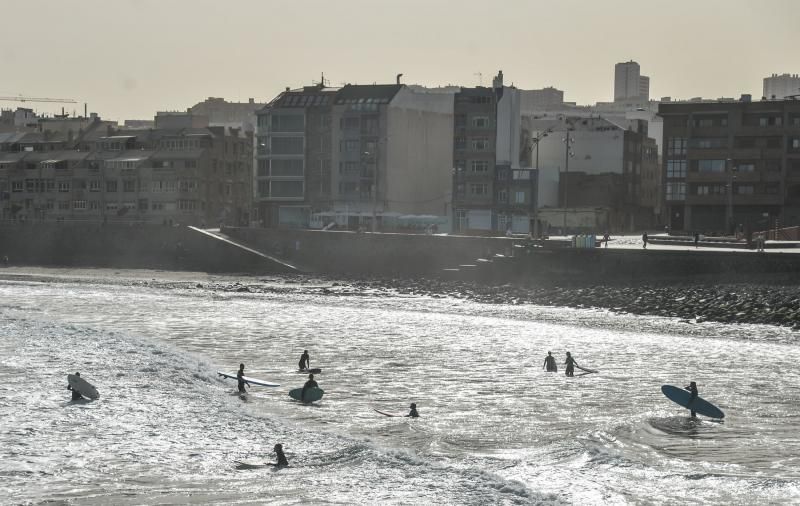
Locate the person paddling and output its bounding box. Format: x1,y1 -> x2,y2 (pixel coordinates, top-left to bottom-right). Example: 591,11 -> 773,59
298,350 -> 310,371
684,381 -> 698,418
407,403 -> 419,418
67,372 -> 84,401
543,352 -> 558,372
236,363 -> 249,394
564,352 -> 578,377
301,373 -> 318,402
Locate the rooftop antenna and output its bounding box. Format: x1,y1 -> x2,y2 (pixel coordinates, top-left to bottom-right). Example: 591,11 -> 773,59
474,72 -> 483,86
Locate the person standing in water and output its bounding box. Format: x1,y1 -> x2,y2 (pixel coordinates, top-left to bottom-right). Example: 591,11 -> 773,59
67,372 -> 84,401
301,373 -> 318,402
407,403 -> 419,418
273,444 -> 288,467
298,350 -> 310,371
564,352 -> 578,377
236,363 -> 249,394
543,351 -> 558,372
684,381 -> 698,418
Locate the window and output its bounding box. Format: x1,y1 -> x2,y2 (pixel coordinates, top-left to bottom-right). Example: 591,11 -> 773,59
735,137 -> 756,149
736,163 -> 756,173
340,117 -> 359,130
45,199 -> 55,210
665,182 -> 686,201
257,136 -> 269,155
469,183 -> 489,196
455,114 -> 466,128
151,180 -> 176,193
765,183 -> 780,195
106,180 -> 117,192
178,200 -> 197,211
89,200 -> 101,210
123,180 -> 136,192
471,160 -> 489,173
339,161 -> 359,175
25,179 -> 35,193
271,114 -> 304,132
759,116 -> 782,127
122,201 -> 136,210
185,160 -> 197,169
765,160 -> 781,172
361,117 -> 379,135
179,180 -> 198,192
514,191 -> 526,204
766,137 -> 782,149
695,184 -> 725,195
339,182 -> 358,194
690,138 -> 727,149
471,138 -> 490,151
696,159 -> 726,173
472,116 -> 490,128
736,184 -> 754,195
694,117 -> 727,128
105,202 -> 118,211
271,159 -> 304,177
790,138 -> 800,152
257,159 -> 269,177
11,180 -> 23,192
667,137 -> 687,156
58,181 -> 71,192
58,200 -> 70,210
257,180 -> 269,197
89,180 -> 101,192
73,200 -> 87,210
497,189 -> 507,203
272,137 -> 304,155
454,137 -> 466,150
271,180 -> 304,198
666,160 -> 687,178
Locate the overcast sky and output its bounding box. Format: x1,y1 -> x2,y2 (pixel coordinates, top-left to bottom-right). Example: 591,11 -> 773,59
2,0 -> 798,121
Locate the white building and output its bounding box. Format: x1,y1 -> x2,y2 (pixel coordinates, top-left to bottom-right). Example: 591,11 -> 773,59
614,61 -> 649,102
763,73 -> 800,99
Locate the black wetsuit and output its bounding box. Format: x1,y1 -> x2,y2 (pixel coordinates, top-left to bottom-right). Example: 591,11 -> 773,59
565,356 -> 576,377
685,384 -> 698,417
544,355 -> 558,372
408,407 -> 419,418
67,385 -> 83,401
298,352 -> 310,371
301,379 -> 318,401
275,449 -> 288,467
237,369 -> 247,393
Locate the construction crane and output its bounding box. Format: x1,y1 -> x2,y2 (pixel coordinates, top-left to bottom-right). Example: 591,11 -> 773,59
0,95 -> 76,104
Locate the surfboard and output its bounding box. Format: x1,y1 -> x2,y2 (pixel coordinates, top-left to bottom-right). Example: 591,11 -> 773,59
288,387 -> 324,402
373,408 -> 406,417
67,374 -> 99,400
234,460 -> 269,469
217,372 -> 280,388
298,368 -> 322,374
576,365 -> 599,374
661,385 -> 725,419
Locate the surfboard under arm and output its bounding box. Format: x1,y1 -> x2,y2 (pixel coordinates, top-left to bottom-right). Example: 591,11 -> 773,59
217,371 -> 280,387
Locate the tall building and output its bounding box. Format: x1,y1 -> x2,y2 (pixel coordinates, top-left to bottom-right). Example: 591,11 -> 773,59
519,87 -> 564,114
255,83 -> 454,230
763,73 -> 800,100
614,61 -> 650,102
659,98 -> 800,233
0,114 -> 253,225
452,71 -> 538,234
188,97 -> 265,132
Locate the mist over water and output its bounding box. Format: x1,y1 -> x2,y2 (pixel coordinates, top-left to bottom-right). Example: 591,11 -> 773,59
1,269 -> 799,504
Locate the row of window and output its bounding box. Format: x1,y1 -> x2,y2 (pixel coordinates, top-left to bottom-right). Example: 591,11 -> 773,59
666,181 -> 782,201
455,115 -> 492,128
668,137 -> 800,155
16,199 -> 202,212
11,179 -> 201,193
455,160 -> 492,173
454,137 -> 491,151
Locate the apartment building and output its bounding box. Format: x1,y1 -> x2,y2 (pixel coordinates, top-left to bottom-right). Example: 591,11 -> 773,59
255,83 -> 453,230
763,74 -> 800,100
0,114 -> 252,225
659,98 -> 800,233
614,61 -> 650,103
452,71 -> 537,234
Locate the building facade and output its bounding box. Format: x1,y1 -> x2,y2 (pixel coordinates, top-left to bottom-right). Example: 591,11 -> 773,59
763,73 -> 800,100
659,98 -> 800,233
0,114 -> 252,226
452,71 -> 537,234
614,61 -> 650,102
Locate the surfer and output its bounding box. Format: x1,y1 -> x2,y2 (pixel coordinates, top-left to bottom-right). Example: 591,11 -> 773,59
564,352 -> 578,377
684,381 -> 698,418
273,444 -> 288,467
407,403 -> 419,418
67,372 -> 84,401
301,373 -> 318,402
298,350 -> 310,371
543,351 -> 558,372
236,363 -> 249,394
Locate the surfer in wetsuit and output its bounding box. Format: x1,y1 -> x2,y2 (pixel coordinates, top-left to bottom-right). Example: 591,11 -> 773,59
236,363 -> 249,394
67,371 -> 84,401
298,350 -> 310,371
543,351 -> 558,372
407,403 -> 419,418
301,373 -> 318,402
684,381 -> 698,418
273,443 -> 288,467
564,352 -> 578,377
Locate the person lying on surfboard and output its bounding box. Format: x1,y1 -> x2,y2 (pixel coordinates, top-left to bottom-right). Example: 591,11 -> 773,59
67,371 -> 84,401
407,403 -> 419,418
298,350 -> 310,371
543,352 -> 558,372
274,444 -> 288,467
301,373 -> 318,402
564,352 -> 578,377
237,364 -> 249,393
684,381 -> 698,418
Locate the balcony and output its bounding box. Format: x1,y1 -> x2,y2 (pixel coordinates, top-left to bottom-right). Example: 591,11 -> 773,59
686,194 -> 783,206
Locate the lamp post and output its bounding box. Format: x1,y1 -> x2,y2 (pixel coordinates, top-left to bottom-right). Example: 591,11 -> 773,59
529,129 -> 551,238
726,158 -> 737,235
562,126 -> 575,233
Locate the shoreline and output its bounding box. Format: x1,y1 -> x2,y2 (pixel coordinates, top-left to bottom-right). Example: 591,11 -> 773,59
2,266 -> 798,331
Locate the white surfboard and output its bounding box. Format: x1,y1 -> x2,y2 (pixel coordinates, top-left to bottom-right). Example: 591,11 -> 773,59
67,374 -> 99,399
576,365 -> 598,374
217,371 -> 280,387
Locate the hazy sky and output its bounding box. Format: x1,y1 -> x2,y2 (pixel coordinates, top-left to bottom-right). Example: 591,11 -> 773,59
2,0 -> 798,121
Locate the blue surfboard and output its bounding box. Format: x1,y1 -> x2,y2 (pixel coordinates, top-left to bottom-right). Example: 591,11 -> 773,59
661,385 -> 724,419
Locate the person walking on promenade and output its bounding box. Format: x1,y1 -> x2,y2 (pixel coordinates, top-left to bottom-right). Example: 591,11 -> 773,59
642,232 -> 648,249
603,233 -> 610,248
694,232 -> 700,248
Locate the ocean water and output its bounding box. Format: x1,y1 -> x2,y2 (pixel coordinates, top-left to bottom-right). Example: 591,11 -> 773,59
1,268 -> 799,505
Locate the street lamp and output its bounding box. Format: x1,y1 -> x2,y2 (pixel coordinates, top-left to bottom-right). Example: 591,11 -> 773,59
726,158 -> 737,235
562,127 -> 575,233
529,128 -> 551,238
